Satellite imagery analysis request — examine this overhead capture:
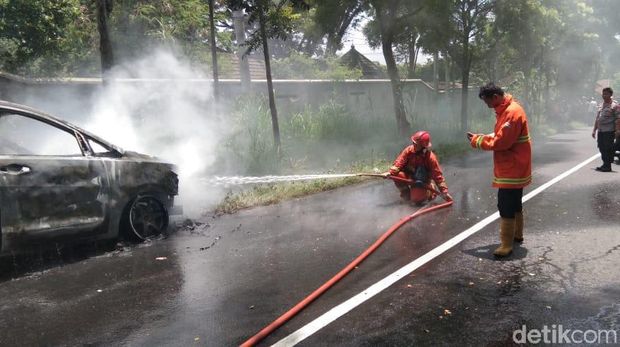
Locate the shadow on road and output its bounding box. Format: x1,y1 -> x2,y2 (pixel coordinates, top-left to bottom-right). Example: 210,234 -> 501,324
0,227 -> 182,282
0,240 -> 118,282
461,243 -> 528,261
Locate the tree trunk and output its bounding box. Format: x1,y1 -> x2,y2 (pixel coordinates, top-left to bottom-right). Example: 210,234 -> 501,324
461,72 -> 469,132
232,10 -> 251,92
208,0 -> 219,100
413,46 -> 420,75
433,51 -> 439,91
383,37 -> 411,137
444,54 -> 449,85
407,33 -> 417,78
460,41 -> 470,132
544,64 -> 551,126
258,0 -> 281,154
524,72 -> 531,116
375,3 -> 410,138
96,0 -> 114,82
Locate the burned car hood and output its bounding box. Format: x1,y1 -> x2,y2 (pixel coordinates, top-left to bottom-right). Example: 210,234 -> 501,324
121,150 -> 160,161
121,150 -> 177,168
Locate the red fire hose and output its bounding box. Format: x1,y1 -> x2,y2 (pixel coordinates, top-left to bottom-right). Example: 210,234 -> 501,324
240,174 -> 453,347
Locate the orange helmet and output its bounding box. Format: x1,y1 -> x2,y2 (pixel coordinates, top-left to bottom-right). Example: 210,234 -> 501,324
411,130 -> 431,148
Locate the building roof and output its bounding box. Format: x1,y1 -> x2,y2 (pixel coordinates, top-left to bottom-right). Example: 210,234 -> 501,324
217,53 -> 266,80
338,45 -> 385,79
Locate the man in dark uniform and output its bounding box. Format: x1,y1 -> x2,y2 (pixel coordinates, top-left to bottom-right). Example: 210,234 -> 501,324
592,87 -> 620,172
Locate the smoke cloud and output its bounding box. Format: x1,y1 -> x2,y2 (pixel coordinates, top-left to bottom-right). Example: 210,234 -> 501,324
85,49 -> 230,217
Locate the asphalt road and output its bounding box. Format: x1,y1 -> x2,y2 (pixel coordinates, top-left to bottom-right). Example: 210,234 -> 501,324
0,127 -> 619,346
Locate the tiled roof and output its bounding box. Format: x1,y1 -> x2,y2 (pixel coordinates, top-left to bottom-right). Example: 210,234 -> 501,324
338,45 -> 385,79
217,53 -> 266,80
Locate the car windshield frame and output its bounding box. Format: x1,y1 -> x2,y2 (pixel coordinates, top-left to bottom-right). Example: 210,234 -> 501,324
0,102 -> 124,158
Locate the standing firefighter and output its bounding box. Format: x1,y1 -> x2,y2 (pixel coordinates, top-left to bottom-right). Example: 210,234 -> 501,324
468,83 -> 531,258
591,87 -> 620,172
386,131 -> 453,204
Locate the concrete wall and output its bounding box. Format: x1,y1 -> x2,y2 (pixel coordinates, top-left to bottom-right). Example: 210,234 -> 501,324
0,73 -> 486,130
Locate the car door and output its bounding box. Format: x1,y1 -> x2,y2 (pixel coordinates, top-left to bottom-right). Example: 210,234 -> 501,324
0,111 -> 108,241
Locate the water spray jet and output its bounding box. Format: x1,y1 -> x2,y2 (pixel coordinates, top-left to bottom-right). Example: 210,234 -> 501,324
202,172 -> 444,197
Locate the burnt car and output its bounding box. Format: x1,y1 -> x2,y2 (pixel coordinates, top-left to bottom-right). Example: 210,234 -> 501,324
0,100 -> 181,254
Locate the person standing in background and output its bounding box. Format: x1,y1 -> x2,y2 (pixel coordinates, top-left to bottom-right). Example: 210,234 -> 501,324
591,87 -> 620,172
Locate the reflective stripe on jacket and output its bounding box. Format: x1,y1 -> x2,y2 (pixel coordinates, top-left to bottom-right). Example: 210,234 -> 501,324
470,94 -> 532,189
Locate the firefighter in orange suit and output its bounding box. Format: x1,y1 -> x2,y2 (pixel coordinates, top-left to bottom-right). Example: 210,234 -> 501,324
468,83 -> 532,258
386,130 -> 453,205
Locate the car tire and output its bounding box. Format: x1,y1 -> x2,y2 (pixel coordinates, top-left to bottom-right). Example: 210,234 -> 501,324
121,194 -> 169,241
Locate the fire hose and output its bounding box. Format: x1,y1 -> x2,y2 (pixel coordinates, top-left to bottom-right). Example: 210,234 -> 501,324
240,174 -> 453,347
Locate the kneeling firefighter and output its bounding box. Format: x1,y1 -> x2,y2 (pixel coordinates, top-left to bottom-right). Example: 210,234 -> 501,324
386,131 -> 453,204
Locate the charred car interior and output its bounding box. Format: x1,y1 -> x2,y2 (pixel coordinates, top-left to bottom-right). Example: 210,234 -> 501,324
0,100 -> 181,254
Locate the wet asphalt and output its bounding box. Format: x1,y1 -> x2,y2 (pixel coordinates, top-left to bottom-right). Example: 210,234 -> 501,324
0,127 -> 619,346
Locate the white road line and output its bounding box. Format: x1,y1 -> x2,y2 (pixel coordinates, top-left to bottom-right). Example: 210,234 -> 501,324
273,153 -> 601,347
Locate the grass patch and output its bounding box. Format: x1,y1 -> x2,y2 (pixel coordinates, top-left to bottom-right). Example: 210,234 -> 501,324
433,142 -> 470,159
214,177 -> 366,214
214,160 -> 390,214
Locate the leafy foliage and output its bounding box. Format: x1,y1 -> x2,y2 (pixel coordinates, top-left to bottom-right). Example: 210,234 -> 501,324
0,0 -> 90,75
108,0 -> 232,67
271,52 -> 362,79
228,0 -> 309,56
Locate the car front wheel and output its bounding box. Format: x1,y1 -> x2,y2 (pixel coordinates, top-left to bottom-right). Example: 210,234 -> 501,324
126,195 -> 169,241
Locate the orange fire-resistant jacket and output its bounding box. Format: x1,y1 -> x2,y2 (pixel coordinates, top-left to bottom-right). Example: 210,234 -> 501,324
470,94 -> 532,189
391,147 -> 448,192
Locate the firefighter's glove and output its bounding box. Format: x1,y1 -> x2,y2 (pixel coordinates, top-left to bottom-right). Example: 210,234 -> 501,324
389,166 -> 400,176
438,182 -> 452,201
441,192 -> 453,202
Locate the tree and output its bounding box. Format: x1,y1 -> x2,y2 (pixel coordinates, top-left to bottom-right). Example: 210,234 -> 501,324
482,1 -> 603,123
209,0 -> 220,99
363,11 -> 421,78
258,0 -> 281,153
229,0 -> 310,154
366,0 -> 428,137
440,0 -> 493,131
313,0 -> 431,136
0,0 -> 88,76
593,0 -> 620,75
550,1 -> 602,103
271,52 -> 362,79
312,0 -> 368,56
487,0 -> 559,123
95,0 -> 114,79
101,0 -> 232,73
399,0 -> 491,129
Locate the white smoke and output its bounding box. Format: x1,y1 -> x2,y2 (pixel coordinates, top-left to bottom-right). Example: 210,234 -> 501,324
86,49 -> 229,217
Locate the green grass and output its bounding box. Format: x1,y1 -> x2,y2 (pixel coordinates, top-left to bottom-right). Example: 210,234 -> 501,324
213,160 -> 391,214
214,177 -> 366,214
